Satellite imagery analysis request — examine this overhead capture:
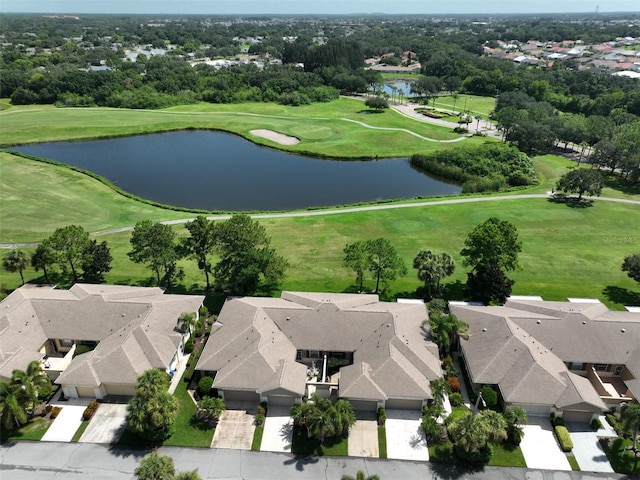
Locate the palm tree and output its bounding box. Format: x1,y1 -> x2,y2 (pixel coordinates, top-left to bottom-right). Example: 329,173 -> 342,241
449,412 -> 488,453
413,250 -> 455,300
11,360 -> 51,416
195,396 -> 226,427
290,402 -> 317,439
479,410 -> 508,444
429,312 -> 470,355
31,242 -> 56,283
341,471 -> 380,480
620,403 -> 640,453
2,249 -> 28,285
451,92 -> 459,115
177,312 -> 197,335
504,406 -> 528,445
333,399 -> 357,436
430,378 -> 452,407
134,451 -> 175,480
0,381 -> 28,430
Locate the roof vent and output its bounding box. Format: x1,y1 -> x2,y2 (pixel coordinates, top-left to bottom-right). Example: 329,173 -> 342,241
536,320 -> 541,324
621,328 -> 626,332
387,323 -> 391,327
582,321 -> 586,324
122,313 -> 126,317
286,317 -> 290,321
482,328 -> 487,332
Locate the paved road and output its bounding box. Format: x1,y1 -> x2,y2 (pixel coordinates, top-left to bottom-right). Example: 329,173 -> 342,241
0,442 -> 635,480
3,193 -> 639,249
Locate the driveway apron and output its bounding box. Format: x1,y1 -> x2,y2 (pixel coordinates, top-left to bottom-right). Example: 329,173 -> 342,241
80,404 -> 128,443
261,406 -> 293,453
385,409 -> 428,461
565,422 -> 614,473
519,417 -> 571,470
211,408 -> 256,450
348,412 -> 379,458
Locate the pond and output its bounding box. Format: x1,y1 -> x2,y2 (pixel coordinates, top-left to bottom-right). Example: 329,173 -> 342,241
382,79 -> 415,97
9,130 -> 461,211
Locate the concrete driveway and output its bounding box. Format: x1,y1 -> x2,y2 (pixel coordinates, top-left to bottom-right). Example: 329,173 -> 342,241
261,406 -> 293,453
520,417 -> 571,470
211,405 -> 256,450
385,409 -> 428,461
348,412 -> 379,458
80,404 -> 128,443
565,422 -> 614,473
41,404 -> 87,442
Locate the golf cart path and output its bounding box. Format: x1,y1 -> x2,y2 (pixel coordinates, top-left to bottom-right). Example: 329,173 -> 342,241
2,194 -> 638,249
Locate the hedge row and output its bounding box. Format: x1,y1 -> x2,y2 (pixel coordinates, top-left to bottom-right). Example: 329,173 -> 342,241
82,401 -> 100,421
555,425 -> 573,452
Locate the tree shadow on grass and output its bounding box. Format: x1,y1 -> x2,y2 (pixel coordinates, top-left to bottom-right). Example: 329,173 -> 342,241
547,196 -> 594,208
602,285 -> 640,307
602,172 -> 640,197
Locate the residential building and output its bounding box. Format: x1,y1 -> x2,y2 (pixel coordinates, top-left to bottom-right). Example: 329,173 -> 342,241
0,284 -> 204,398
196,292 -> 441,411
451,297 -> 640,422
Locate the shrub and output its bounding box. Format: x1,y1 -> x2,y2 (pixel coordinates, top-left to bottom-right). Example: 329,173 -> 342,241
591,418 -> 603,431
184,339 -> 194,354
449,392 -> 464,407
605,413 -> 622,435
555,425 -> 573,452
43,404 -> 53,416
447,376 -> 460,393
73,344 -> 93,358
427,298 -> 448,314
479,386 -> 498,408
553,416 -> 565,427
50,406 -> 62,419
82,401 -> 100,421
199,306 -> 208,318
377,407 -> 387,426
255,412 -> 266,426
197,376 -> 213,397
454,443 -> 493,465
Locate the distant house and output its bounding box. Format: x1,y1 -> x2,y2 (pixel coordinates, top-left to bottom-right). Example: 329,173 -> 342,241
196,292 -> 441,411
0,284 -> 203,398
451,297 -> 640,422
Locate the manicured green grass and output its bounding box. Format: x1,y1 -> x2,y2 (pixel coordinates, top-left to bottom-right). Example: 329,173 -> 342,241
488,443 -> 526,467
163,376 -> 215,448
446,406 -> 472,424
71,420 -> 90,442
0,417 -> 52,441
432,94 -> 497,116
0,99 -> 485,159
251,425 -> 264,451
567,454 -> 581,471
3,194 -> 639,311
602,437 -> 640,474
0,152 -> 189,243
378,426 -> 387,458
291,431 -> 348,456
428,439 -> 455,463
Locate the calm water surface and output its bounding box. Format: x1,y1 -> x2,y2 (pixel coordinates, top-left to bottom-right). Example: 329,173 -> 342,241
11,130 -> 460,210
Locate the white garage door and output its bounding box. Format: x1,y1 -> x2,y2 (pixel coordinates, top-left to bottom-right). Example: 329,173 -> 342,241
267,395 -> 296,407
562,410 -> 594,423
223,390 -> 260,403
513,403 -> 550,417
385,399 -> 423,410
349,400 -> 378,412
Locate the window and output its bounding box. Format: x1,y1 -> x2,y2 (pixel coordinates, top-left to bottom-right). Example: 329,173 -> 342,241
296,351 -> 302,361
60,339 -> 74,347
594,363 -> 609,372
309,350 -> 320,359
569,362 -> 584,371
614,365 -> 624,376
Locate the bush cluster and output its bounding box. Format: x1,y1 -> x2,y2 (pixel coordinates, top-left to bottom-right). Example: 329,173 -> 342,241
197,376 -> 213,397
82,401 -> 100,421
50,406 -> 62,419
410,144 -> 537,193
447,376 -> 461,393
377,407 -> 387,426
449,392 -> 464,406
554,425 -> 573,452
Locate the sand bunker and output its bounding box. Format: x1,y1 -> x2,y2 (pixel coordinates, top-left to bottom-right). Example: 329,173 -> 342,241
250,129 -> 300,145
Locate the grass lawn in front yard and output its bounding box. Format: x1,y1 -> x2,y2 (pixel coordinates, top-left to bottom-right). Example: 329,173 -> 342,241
428,440 -> 455,463
251,425 -> 264,451
567,454 -> 580,471
378,426 -> 387,459
0,417 -> 52,441
602,437 -> 640,475
488,443 -> 526,467
71,420 -> 90,442
291,430 -> 348,456
162,377 -> 214,448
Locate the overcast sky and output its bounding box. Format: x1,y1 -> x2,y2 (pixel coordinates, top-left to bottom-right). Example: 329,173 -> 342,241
1,0 -> 639,15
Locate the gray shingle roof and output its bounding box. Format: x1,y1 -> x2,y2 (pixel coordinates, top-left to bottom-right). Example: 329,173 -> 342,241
0,284 -> 203,389
451,299 -> 639,411
197,292 -> 440,401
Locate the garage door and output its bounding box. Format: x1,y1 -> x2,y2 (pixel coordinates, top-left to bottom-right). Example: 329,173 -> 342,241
104,384 -> 137,397
385,399 -> 423,410
223,390 -> 260,403
76,386 -> 95,398
267,395 -> 296,407
562,411 -> 594,423
349,400 -> 378,412
513,403 -> 550,417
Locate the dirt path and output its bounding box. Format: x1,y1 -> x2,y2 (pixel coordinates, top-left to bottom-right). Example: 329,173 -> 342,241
2,194 -> 638,249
